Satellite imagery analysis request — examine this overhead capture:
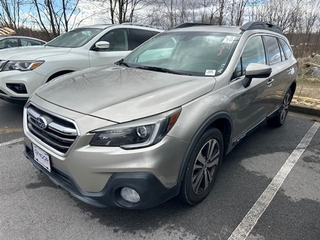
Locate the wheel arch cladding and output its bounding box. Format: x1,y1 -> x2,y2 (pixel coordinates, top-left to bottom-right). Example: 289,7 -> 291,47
47,70 -> 74,82
290,81 -> 296,96
177,111 -> 233,183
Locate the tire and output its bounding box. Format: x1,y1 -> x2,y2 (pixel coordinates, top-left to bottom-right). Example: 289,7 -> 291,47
267,88 -> 292,127
179,128 -> 224,205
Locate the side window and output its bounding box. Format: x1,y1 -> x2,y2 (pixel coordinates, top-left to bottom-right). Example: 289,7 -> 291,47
3,38 -> 19,48
129,29 -> 154,49
279,38 -> 292,59
233,35 -> 266,78
21,39 -> 43,46
99,29 -> 129,51
278,40 -> 286,61
264,36 -> 281,65
0,39 -> 5,49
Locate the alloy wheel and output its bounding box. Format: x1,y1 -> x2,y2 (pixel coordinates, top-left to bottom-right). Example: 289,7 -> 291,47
192,139 -> 220,194
280,91 -> 291,123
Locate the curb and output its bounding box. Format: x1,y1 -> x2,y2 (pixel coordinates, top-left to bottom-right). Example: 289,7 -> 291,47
289,104 -> 320,117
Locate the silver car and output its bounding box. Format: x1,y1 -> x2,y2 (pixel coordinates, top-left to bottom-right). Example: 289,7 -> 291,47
0,36 -> 46,49
23,22 -> 297,209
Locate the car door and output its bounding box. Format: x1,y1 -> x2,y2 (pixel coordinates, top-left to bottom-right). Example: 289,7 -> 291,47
263,36 -> 296,114
230,35 -> 271,140
88,28 -> 131,67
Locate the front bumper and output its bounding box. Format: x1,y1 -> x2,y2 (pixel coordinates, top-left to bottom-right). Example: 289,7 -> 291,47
24,144 -> 181,209
0,91 -> 28,105
0,70 -> 45,101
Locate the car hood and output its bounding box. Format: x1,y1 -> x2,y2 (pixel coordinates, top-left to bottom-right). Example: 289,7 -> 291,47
35,65 -> 216,123
0,46 -> 71,60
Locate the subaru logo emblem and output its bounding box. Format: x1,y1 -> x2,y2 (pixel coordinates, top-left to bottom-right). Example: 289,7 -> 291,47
36,116 -> 48,129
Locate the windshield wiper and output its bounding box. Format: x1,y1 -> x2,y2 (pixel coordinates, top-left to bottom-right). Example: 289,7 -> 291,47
115,58 -> 130,67
135,66 -> 189,75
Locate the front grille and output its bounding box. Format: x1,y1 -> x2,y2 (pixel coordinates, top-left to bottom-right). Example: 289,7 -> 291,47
0,90 -> 7,95
26,104 -> 78,154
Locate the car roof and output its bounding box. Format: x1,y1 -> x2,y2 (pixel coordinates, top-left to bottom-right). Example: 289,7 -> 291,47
0,35 -> 46,41
170,21 -> 284,35
77,24 -> 112,29
76,23 -> 163,32
170,25 -> 242,34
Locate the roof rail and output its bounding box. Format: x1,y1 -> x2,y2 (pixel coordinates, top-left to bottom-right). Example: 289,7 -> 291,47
121,22 -> 163,30
240,21 -> 283,34
172,23 -> 212,29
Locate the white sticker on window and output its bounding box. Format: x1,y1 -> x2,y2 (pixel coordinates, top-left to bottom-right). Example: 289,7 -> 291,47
222,36 -> 236,44
205,70 -> 216,76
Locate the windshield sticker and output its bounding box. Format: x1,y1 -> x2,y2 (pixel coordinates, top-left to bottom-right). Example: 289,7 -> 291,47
222,36 -> 236,44
205,70 -> 216,76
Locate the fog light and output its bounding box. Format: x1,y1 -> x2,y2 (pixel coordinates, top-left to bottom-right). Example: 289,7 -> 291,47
6,83 -> 27,93
120,187 -> 140,203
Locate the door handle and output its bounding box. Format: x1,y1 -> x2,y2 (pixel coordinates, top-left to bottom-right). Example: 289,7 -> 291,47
267,79 -> 274,87
287,67 -> 293,74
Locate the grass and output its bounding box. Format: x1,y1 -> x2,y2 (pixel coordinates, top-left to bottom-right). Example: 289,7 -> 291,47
295,70 -> 320,100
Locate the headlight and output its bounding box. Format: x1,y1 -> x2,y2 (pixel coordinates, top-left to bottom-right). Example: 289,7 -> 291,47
90,108 -> 181,149
0,60 -> 7,69
2,60 -> 44,71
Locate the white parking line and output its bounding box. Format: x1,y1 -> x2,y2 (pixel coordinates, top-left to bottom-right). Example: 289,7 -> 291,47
0,137 -> 24,147
228,121 -> 320,240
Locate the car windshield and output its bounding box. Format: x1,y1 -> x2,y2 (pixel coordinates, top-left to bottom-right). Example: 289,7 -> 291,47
45,28 -> 103,48
123,31 -> 239,76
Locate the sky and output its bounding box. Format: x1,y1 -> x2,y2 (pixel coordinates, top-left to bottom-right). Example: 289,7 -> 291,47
76,0 -> 111,27
14,0 -> 320,33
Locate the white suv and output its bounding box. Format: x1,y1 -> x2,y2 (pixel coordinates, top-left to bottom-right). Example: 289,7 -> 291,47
0,24 -> 162,104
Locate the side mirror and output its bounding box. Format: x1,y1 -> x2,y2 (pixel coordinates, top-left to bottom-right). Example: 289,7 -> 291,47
242,63 -> 272,88
94,41 -> 110,50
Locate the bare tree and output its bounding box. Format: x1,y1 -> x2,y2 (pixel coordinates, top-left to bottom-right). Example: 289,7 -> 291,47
3,0 -> 320,58
163,0 -> 183,28
29,0 -> 81,39
102,0 -> 151,24
203,0 -> 221,24
0,0 -> 29,30
253,0 -> 303,32
235,0 -> 248,25
217,0 -> 225,25
147,0 -> 195,29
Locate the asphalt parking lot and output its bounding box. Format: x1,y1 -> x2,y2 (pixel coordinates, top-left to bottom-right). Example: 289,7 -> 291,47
1,99 -> 320,240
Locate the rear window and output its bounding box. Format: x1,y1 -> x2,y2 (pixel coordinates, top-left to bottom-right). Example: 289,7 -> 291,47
279,38 -> 292,59
264,36 -> 281,65
130,29 -> 155,49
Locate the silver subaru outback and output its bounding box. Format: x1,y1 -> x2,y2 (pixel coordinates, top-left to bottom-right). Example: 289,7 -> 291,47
23,22 -> 297,209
